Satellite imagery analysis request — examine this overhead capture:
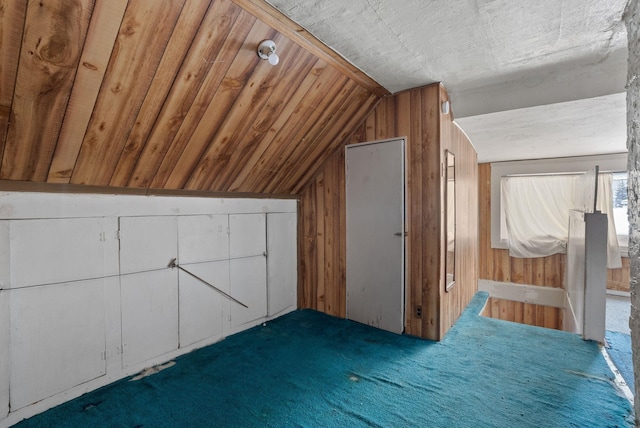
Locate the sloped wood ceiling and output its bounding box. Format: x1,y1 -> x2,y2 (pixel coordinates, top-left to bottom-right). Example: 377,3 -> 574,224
0,0 -> 387,195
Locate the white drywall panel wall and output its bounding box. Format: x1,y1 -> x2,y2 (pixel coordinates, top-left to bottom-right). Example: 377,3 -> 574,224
10,279 -> 107,410
230,256 -> 267,330
267,213 -> 297,316
0,287 -> 8,419
178,215 -> 229,264
119,216 -> 178,274
8,218 -> 118,288
0,192 -> 296,427
178,260 -> 229,348
230,213 -> 266,259
0,222 -> 8,290
0,222 -> 7,418
121,269 -> 179,369
0,192 -> 295,219
565,210 -> 586,335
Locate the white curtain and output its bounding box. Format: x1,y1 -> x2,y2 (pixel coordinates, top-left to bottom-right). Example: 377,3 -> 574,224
502,173 -> 621,268
596,174 -> 622,268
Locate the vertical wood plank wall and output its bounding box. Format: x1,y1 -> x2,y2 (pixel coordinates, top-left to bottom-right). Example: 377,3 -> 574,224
439,87 -> 479,337
298,83 -> 479,341
478,163 -> 631,329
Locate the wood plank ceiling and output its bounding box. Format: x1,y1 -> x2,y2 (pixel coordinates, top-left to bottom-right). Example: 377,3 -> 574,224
0,0 -> 387,195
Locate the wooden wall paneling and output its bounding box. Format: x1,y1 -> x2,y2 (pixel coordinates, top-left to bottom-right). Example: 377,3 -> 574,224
257,75 -> 350,193
0,0 -> 25,108
0,0 -> 27,163
236,66 -> 344,193
47,0 -> 128,183
364,110 -> 376,141
299,179 -> 317,309
297,83 -> 479,341
273,83 -> 361,193
208,41 -> 317,191
323,154 -> 337,316
337,145 -> 348,318
531,257 -> 546,327
71,0 -> 186,185
0,0 -> 386,196
478,163 -> 490,280
421,85 -> 441,339
108,0 -> 216,187
607,257 -> 630,292
407,91 -> 426,337
288,89 -> 379,194
0,105 -> 8,162
315,172 -> 325,312
185,34 -> 304,191
1,0 -> 93,181
478,163 -> 566,330
228,59 -> 327,192
438,104 -> 478,336
148,11 -> 261,190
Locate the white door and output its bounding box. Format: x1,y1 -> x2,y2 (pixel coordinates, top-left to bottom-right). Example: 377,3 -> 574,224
10,279 -> 107,410
267,213 -> 297,316
119,216 -> 179,368
178,260 -> 228,348
346,139 -> 405,334
229,214 -> 267,329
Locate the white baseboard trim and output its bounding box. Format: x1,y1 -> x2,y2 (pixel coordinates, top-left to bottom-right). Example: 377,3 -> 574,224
478,279 -> 566,308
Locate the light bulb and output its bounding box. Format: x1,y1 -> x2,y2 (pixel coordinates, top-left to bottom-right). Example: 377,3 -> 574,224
268,53 -> 279,66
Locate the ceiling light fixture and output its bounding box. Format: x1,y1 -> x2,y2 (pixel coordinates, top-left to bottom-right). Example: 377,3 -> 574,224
257,39 -> 279,66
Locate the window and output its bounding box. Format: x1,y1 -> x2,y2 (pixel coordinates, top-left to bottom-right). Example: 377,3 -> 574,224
490,154 -> 628,257
612,172 -> 629,249
499,172 -> 622,266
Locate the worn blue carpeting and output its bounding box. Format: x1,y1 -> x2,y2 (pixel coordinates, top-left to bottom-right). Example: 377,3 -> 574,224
16,292 -> 634,427
606,330 -> 635,394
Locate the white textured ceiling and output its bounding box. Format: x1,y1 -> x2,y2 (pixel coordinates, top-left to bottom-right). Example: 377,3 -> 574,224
267,0 -> 629,162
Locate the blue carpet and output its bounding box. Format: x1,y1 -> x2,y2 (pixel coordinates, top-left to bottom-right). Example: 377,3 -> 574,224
606,330 -> 635,394
15,292 -> 634,427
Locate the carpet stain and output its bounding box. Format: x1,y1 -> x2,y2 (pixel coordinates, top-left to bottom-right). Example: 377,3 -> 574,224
129,361 -> 176,381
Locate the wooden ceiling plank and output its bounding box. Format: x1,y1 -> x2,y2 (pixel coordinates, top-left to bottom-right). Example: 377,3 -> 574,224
47,0 -> 128,183
275,83 -> 367,193
249,69 -> 349,193
290,91 -> 380,194
258,75 -> 353,193
0,105 -> 9,158
0,0 -> 26,107
232,0 -> 389,97
184,34 -> 302,191
0,0 -> 23,170
208,40 -> 317,191
148,12 -> 264,190
109,0 -> 216,188
232,64 -> 344,193
125,1 -> 247,189
70,0 -> 186,186
226,59 -> 327,191
1,0 -> 93,182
